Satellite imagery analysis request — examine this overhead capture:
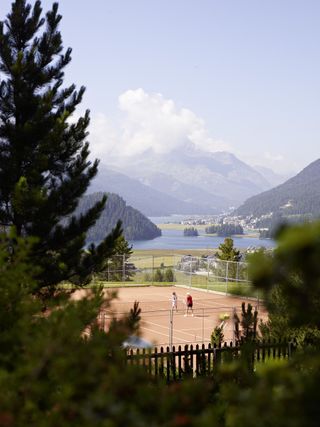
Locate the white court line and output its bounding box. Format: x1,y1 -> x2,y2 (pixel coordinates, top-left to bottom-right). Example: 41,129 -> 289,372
140,326 -> 191,344
143,319 -> 206,340
192,300 -> 239,308
141,325 -> 201,345
140,326 -> 171,340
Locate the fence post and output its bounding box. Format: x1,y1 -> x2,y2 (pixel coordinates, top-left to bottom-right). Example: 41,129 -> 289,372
152,256 -> 154,285
122,254 -> 125,284
169,309 -> 173,351
207,258 -> 209,292
225,261 -> 229,295
202,308 -> 204,344
236,261 -> 239,282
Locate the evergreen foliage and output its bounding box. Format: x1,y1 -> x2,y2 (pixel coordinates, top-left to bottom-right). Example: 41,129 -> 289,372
1,220 -> 320,425
205,224 -> 243,236
215,238 -> 242,281
233,302 -> 258,342
183,227 -> 198,236
257,213 -> 312,238
97,235 -> 134,282
210,325 -> 224,346
215,237 -> 241,262
75,192 -> 161,242
250,221 -> 320,346
164,267 -> 175,282
154,268 -> 163,282
236,158 -> 320,218
0,0 -> 121,293
153,267 -> 175,282
205,225 -> 218,234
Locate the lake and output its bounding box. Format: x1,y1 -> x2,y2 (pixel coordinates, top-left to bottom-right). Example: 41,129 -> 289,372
130,227 -> 275,251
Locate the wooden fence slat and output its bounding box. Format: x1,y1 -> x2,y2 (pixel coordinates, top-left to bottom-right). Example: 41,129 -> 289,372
160,347 -> 164,377
178,345 -> 182,379
207,343 -> 211,375
166,346 -> 170,383
154,347 -> 158,376
172,346 -> 176,381
126,340 -> 292,381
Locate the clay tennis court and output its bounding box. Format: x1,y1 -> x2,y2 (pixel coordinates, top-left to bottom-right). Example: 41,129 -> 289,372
92,286 -> 267,347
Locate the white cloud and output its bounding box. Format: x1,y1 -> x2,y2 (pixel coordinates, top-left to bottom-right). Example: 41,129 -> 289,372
88,113 -> 119,159
88,88 -> 230,161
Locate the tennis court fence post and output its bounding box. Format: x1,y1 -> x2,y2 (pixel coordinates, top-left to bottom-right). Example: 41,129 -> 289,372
122,254 -> 125,284
225,261 -> 229,295
202,308 -> 204,344
169,309 -> 173,351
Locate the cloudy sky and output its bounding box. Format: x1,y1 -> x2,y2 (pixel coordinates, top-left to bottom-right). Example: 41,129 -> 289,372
2,0 -> 320,174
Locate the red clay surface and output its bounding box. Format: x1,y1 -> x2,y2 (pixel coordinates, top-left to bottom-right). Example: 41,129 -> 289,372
73,286 -> 267,348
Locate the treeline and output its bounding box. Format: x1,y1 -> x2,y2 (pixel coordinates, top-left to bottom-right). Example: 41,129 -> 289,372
183,227 -> 199,236
257,213 -> 313,239
74,192 -> 162,242
205,224 -> 244,236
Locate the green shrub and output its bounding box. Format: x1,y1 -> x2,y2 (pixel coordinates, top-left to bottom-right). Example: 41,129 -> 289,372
164,268 -> 175,282
154,268 -> 163,282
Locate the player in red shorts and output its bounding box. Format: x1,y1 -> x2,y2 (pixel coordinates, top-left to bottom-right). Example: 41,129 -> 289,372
184,293 -> 194,317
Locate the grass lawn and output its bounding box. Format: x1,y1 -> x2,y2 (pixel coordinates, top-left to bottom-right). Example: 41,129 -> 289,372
131,255 -> 175,269
132,248 -> 217,257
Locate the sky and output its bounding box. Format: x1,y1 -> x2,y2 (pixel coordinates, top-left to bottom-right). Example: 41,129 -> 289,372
1,0 -> 320,174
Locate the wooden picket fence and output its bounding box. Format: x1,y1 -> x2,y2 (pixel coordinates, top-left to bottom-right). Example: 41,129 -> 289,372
126,339 -> 295,382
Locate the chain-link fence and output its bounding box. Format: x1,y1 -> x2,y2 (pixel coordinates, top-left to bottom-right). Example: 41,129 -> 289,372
94,254 -> 257,298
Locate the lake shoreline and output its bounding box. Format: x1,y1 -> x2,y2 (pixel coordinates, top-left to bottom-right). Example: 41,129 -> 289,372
130,228 -> 275,250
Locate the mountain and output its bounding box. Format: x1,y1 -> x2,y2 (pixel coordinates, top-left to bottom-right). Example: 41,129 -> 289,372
123,149 -> 271,206
75,192 -> 161,242
253,165 -> 293,187
236,159 -> 320,218
90,166 -> 222,215
102,145 -> 272,213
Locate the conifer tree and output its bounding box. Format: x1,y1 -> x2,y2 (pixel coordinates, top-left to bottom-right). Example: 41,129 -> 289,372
215,237 -> 241,262
0,0 -> 122,292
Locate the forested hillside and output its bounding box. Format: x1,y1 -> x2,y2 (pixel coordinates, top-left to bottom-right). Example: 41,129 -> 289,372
236,159 -> 320,218
74,193 -> 161,242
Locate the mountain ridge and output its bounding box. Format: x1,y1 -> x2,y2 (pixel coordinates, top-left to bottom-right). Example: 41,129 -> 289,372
90,167 -> 221,215
95,146 -> 274,214
236,159 -> 320,218
75,192 -> 161,242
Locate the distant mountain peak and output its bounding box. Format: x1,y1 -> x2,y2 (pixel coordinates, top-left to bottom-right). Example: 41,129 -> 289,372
93,146 -> 279,215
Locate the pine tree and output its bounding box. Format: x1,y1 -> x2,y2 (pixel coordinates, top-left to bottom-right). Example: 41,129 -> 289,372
215,237 -> 241,262
0,1 -> 122,293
